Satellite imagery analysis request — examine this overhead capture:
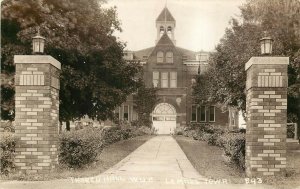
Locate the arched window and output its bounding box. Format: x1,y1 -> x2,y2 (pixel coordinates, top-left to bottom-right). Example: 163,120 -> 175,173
166,51 -> 173,63
157,51 -> 164,63
160,26 -> 164,37
167,26 -> 172,37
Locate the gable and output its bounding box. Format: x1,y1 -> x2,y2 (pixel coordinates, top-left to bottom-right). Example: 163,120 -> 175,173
149,33 -> 178,56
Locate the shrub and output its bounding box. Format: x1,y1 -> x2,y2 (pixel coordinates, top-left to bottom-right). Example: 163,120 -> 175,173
239,128 -> 246,133
130,120 -> 139,127
133,126 -> 153,136
175,127 -> 184,135
207,133 -> 219,145
202,133 -> 212,142
101,127 -> 124,146
0,132 -> 16,175
203,124 -> 226,134
0,121 -> 15,132
58,127 -> 103,168
220,132 -> 245,169
101,126 -> 150,146
59,125 -> 150,168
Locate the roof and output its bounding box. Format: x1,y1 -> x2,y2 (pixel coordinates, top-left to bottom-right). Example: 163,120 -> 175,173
133,47 -> 197,61
176,47 -> 197,60
133,33 -> 198,61
156,7 -> 175,22
134,47 -> 155,60
156,32 -> 175,46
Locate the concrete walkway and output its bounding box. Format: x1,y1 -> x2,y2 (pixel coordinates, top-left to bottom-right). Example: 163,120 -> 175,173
0,136 -> 277,189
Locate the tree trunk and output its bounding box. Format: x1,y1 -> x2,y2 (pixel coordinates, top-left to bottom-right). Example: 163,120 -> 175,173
297,96 -> 300,142
66,120 -> 70,131
59,121 -> 62,133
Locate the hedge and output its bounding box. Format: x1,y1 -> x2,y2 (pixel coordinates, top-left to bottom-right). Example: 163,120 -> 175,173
58,127 -> 103,168
219,132 -> 246,169
180,124 -> 246,170
0,123 -> 152,171
58,125 -> 152,168
0,132 -> 16,175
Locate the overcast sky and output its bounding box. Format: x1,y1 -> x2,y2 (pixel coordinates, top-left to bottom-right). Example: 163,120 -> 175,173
105,0 -> 246,51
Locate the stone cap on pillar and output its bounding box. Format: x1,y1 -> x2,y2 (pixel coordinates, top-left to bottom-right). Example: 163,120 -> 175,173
245,57 -> 289,71
245,57 -> 289,90
14,55 -> 61,70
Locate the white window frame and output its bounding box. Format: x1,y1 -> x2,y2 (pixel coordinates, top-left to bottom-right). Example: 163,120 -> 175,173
166,51 -> 173,63
123,105 -> 129,121
157,51 -> 164,63
209,106 -> 215,122
231,111 -> 236,126
153,71 -> 159,87
161,72 -> 168,88
170,72 -> 177,88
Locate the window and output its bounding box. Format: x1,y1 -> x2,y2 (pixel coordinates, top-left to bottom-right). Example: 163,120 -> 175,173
160,26 -> 164,37
161,72 -> 168,88
209,106 -> 215,122
191,105 -> 197,122
197,106 -> 201,122
198,54 -> 208,61
123,105 -> 129,121
170,72 -> 177,88
200,106 -> 206,122
191,105 -> 207,122
153,71 -> 159,87
167,26 -> 172,38
166,52 -> 173,63
114,107 -> 120,120
157,51 -> 164,63
231,111 -> 235,126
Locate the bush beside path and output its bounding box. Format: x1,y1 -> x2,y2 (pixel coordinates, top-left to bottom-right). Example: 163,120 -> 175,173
175,134 -> 300,189
0,125 -> 154,181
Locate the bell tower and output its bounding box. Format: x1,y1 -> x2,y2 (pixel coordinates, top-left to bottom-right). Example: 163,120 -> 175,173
156,7 -> 176,45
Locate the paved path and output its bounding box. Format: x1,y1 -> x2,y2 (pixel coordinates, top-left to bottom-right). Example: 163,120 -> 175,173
0,136 -> 277,189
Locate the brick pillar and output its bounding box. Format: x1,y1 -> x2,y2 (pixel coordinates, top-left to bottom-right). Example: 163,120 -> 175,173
245,57 -> 289,177
14,55 -> 61,174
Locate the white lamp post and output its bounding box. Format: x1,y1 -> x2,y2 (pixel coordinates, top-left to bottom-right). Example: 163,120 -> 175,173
32,28 -> 46,54
260,32 -> 273,55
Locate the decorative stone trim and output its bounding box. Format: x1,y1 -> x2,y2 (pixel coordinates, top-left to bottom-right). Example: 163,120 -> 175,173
14,55 -> 61,69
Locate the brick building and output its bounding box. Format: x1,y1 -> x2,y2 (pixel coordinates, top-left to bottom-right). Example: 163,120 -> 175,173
113,7 -> 238,134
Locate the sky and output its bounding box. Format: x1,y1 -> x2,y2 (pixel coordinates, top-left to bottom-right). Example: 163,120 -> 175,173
105,0 -> 246,52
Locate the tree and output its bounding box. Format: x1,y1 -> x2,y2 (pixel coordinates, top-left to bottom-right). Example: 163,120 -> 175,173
193,0 -> 300,127
1,0 -> 141,127
133,83 -> 158,127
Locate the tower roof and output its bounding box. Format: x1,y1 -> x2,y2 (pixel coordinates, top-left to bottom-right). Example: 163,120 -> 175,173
156,32 -> 175,46
156,7 -> 175,22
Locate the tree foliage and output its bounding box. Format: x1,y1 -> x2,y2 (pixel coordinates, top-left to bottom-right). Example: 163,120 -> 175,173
1,0 -> 141,122
133,83 -> 158,127
193,0 -> 300,124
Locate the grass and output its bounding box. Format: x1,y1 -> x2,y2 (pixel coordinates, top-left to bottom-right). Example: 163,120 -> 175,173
175,135 -> 300,189
1,135 -> 153,181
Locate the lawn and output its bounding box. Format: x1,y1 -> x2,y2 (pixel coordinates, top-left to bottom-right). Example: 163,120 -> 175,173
175,135 -> 300,188
2,135 -> 153,181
